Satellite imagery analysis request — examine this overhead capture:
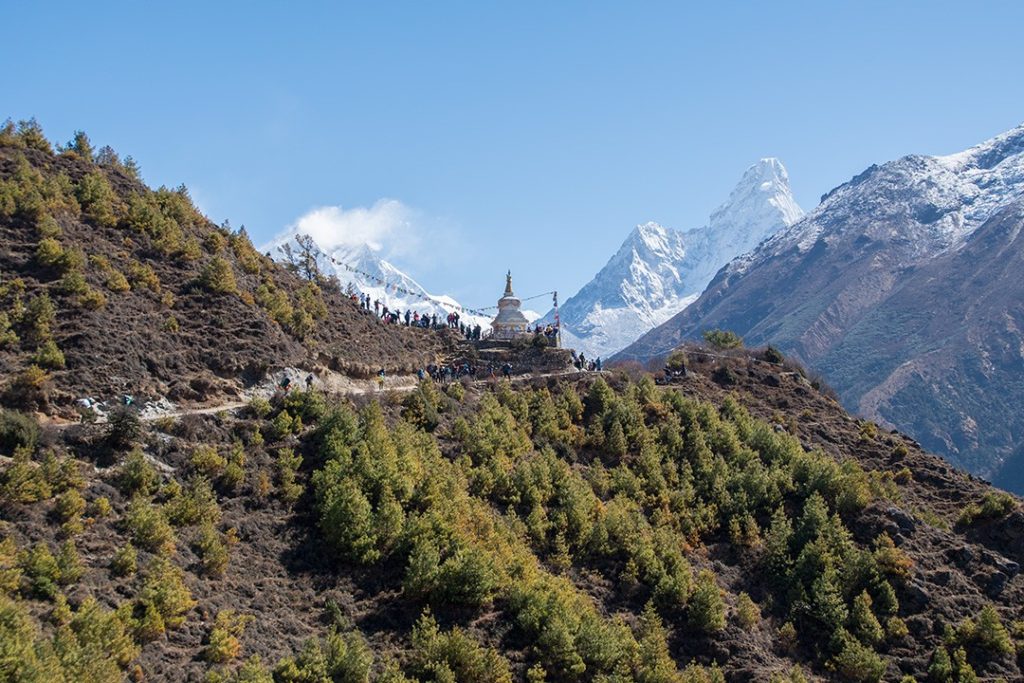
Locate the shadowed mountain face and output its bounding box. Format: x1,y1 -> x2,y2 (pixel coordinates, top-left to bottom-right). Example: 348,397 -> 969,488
822,200 -> 1024,475
616,125 -> 1024,483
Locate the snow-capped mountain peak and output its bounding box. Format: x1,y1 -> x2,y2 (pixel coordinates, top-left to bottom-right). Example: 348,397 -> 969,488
682,158 -> 804,287
629,221 -> 681,253
708,158 -> 803,243
268,235 -> 493,328
545,159 -> 803,358
937,122 -> 1024,172
604,222 -> 689,318
738,122 -> 1024,273
609,223 -> 687,282
715,157 -> 804,227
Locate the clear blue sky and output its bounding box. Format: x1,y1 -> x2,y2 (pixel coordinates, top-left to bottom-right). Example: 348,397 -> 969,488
4,1 -> 1023,308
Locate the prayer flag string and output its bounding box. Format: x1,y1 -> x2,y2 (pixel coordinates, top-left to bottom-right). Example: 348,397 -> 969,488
325,253 -> 557,319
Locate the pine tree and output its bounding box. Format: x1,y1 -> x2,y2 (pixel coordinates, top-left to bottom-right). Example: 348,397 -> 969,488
67,131 -> 95,161
277,234 -> 321,281
689,570 -> 726,634
849,591 -> 883,646
606,420 -> 628,458
807,565 -> 848,638
637,602 -> 681,683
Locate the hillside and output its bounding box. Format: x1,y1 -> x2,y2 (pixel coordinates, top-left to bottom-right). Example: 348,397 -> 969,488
3,121 -> 1024,683
3,340 -> 1024,681
539,159 -> 802,359
0,122 -> 460,419
615,124 -> 1024,483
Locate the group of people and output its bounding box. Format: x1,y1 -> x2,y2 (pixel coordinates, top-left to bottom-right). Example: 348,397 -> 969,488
277,373 -> 316,395
531,323 -> 560,344
420,362 -> 473,383
350,291 -> 483,339
417,360 -> 515,383
459,322 -> 483,341
570,350 -> 602,372
659,362 -> 687,384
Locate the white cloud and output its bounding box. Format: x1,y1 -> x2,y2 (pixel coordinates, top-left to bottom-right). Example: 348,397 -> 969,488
267,199 -> 418,258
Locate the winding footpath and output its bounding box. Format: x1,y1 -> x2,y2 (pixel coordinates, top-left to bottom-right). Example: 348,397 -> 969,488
44,368 -> 599,430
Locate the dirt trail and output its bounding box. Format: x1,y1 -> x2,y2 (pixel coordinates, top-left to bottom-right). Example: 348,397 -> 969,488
45,368 -> 596,429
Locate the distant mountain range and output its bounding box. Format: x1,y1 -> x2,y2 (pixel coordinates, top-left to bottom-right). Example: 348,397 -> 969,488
266,238 -> 535,330
541,159 -> 803,358
617,123 -> 1024,484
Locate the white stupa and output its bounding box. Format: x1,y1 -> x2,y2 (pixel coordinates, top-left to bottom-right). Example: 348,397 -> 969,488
491,271 -> 530,339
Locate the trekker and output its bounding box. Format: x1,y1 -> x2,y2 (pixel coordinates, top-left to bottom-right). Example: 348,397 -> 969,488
502,362 -> 512,379
305,373 -> 314,390
377,368 -> 386,391
595,357 -> 602,371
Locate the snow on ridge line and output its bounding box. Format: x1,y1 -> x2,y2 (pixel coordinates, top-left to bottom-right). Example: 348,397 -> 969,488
545,158 -> 803,358
752,123 -> 1024,267
267,236 -> 493,328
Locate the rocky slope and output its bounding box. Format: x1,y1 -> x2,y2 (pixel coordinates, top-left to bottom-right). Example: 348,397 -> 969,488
544,159 -> 802,359
4,345 -> 1024,682
0,125 -> 460,419
617,124 -> 1024,483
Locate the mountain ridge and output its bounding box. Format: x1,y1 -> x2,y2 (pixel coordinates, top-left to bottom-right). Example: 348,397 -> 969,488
544,158 -> 803,358
615,123 -> 1024,482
